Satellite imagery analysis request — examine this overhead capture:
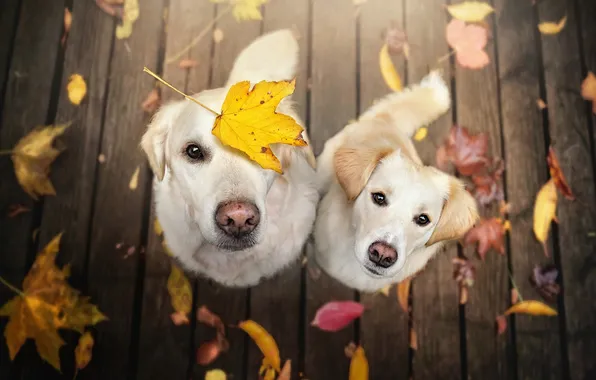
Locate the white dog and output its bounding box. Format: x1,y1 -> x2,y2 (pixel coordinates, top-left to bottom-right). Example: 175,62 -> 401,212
142,30 -> 318,287
314,72 -> 479,292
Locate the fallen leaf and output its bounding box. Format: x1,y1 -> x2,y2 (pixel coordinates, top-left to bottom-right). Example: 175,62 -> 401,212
61,8 -> 72,46
11,124 -> 69,199
67,74 -> 87,105
141,88 -> 160,114
154,219 -> 163,236
385,23 -> 409,57
205,369 -> 227,380
538,15 -> 567,35
536,98 -> 547,110
530,265 -> 560,303
533,179 -> 557,254
464,218 -> 507,259
197,339 -> 223,365
278,360 -> 292,380
472,159 -> 504,206
7,204 -> 31,218
446,19 -> 490,69
495,315 -> 507,335
178,59 -> 199,69
379,43 -> 403,91
115,0 -> 139,39
409,328 -> 418,350
503,300 -> 557,316
397,279 -> 410,313
170,311 -> 189,326
547,147 -> 574,200
344,341 -> 357,358
129,166 -> 140,190
74,332 -> 94,370
440,125 -> 489,176
239,320 -> 280,371
167,264 -> 192,324
213,28 -> 224,43
197,305 -> 225,336
581,72 -> 596,114
349,346 -> 369,380
311,301 -> 365,332
212,80 -> 307,173
413,127 -> 428,141
447,1 -> 494,23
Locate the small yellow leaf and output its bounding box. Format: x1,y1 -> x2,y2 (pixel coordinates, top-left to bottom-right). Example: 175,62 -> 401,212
75,332 -> 94,370
238,320 -> 281,371
446,1 -> 494,23
349,346 -> 369,380
205,369 -> 227,380
581,71 -> 596,114
397,278 -> 411,312
129,166 -> 140,190
378,285 -> 391,297
379,43 -> 402,91
67,74 -> 87,105
212,80 -> 307,173
533,179 -> 557,246
538,15 -> 567,35
154,219 -> 163,236
414,127 -> 428,141
167,264 -> 192,321
503,300 -> 557,316
115,0 -> 139,39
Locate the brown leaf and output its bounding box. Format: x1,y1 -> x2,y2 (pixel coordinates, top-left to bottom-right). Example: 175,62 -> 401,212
441,125 -> 490,176
141,88 -> 161,114
495,315 -> 507,335
385,22 -> 408,56
463,218 -> 507,259
581,71 -> 596,114
178,59 -> 199,69
197,305 -> 225,336
547,147 -> 574,200
397,278 -> 411,312
472,159 -> 505,206
529,264 -> 560,303
196,339 -> 222,366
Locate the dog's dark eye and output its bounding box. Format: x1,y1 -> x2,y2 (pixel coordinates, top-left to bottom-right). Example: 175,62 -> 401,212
414,214 -> 431,226
371,192 -> 387,207
185,144 -> 204,161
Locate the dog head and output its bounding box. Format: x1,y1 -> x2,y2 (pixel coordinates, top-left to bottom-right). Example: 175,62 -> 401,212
333,123 -> 478,279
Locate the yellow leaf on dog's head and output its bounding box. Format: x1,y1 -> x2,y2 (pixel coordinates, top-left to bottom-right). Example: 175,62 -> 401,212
212,80 -> 307,173
167,264 -> 192,324
446,1 -> 494,23
503,300 -> 557,316
533,179 -> 557,251
538,16 -> 567,35
349,346 -> 369,380
67,74 -> 87,105
379,43 -> 403,92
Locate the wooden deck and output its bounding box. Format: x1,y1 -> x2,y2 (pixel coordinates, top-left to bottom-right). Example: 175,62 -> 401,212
1,0 -> 595,379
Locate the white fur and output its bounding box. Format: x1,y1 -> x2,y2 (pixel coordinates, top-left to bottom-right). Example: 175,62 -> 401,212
314,72 -> 477,292
143,30 -> 318,287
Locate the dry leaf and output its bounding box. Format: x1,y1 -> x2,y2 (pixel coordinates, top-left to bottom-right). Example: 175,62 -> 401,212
205,369 -> 227,380
439,125 -> 489,176
349,346 -> 369,380
547,147 -> 574,200
413,127 -> 428,141
115,0 -> 139,39
397,278 -> 410,312
533,179 -> 557,254
409,328 -> 418,350
67,74 -> 87,105
74,332 -> 94,370
278,360 -> 292,380
178,59 -> 199,69
464,218 -> 507,259
472,159 -> 504,206
537,98 -> 547,110
446,19 -> 489,69
167,264 -> 192,324
212,80 -> 307,173
213,28 -> 224,43
11,124 -> 69,200
538,15 -> 567,35
61,8 -> 72,46
581,72 -> 596,114
197,339 -> 223,365
197,305 -> 225,336
311,301 -> 365,332
530,265 -> 560,303
239,320 -> 280,371
495,315 -> 507,335
128,166 -> 140,190
385,23 -> 409,57
379,43 -> 403,91
141,88 -> 160,114
447,1 -> 494,22
503,300 -> 557,316
1,234 -> 107,371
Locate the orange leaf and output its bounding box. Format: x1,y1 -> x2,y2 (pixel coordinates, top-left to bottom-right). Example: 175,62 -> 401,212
547,147 -> 574,200
238,320 -> 280,371
349,346 -> 369,380
503,300 -> 557,316
397,278 -> 411,312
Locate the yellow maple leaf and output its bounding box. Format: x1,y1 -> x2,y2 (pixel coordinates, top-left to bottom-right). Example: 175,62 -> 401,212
74,331 -> 94,370
11,124 -> 69,200
210,0 -> 269,21
0,234 -> 107,371
67,74 -> 87,105
167,264 -> 192,324
212,80 -> 307,173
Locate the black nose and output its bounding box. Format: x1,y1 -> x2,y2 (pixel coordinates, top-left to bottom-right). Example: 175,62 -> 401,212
215,201 -> 260,238
368,242 -> 398,268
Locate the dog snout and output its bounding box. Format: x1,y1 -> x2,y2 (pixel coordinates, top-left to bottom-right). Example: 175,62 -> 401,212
215,201 -> 260,238
368,242 -> 398,268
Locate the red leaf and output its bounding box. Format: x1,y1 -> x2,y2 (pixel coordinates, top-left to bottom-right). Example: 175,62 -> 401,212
446,19 -> 490,69
463,218 -> 507,259
547,147 -> 575,200
311,301 -> 365,332
442,125 -> 490,176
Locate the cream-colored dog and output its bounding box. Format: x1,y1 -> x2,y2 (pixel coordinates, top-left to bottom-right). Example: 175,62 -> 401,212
314,72 -> 479,292
142,30 -> 317,287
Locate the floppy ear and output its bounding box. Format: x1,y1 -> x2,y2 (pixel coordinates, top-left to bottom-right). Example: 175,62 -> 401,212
333,143 -> 393,202
426,176 -> 479,246
140,101 -> 185,181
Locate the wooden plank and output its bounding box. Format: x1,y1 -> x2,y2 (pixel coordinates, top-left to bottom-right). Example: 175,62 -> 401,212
0,0 -> 21,111
578,0 -> 596,145
494,0 -> 564,378
0,0 -> 64,377
136,1 -> 214,379
358,1 -> 410,379
192,4 -> 261,379
537,1 -> 596,378
246,1 -> 309,379
306,0 -> 356,379
404,0 -> 460,378
81,1 -> 164,378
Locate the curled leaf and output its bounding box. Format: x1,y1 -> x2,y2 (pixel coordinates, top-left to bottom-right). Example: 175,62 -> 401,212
446,1 -> 494,23
379,43 -> 403,91
67,74 -> 87,105
503,300 -> 557,316
167,264 -> 192,324
581,71 -> 596,114
239,320 -> 280,371
397,279 -> 410,313
349,346 -> 369,380
538,16 -> 567,35
311,301 -> 365,332
547,147 -> 574,200
533,179 -> 557,253
75,332 -> 94,370
197,305 -> 225,336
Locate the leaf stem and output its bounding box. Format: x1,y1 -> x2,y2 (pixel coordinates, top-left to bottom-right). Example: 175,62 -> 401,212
436,49 -> 457,64
508,271 -> 524,302
143,67 -> 220,116
164,4 -> 233,65
0,149 -> 14,156
0,275 -> 25,297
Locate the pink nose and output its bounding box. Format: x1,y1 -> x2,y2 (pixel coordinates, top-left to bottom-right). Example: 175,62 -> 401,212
368,242 -> 398,268
215,201 -> 260,238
